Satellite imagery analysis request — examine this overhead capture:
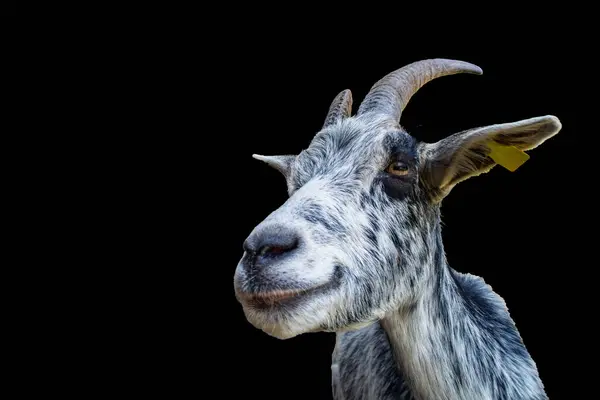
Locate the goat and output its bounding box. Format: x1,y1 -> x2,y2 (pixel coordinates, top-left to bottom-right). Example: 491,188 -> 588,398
233,59 -> 561,400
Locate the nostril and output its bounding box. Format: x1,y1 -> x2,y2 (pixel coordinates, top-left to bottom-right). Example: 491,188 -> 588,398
258,240 -> 298,257
243,224 -> 301,264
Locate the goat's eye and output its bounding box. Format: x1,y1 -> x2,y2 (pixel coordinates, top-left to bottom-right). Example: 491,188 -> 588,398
386,161 -> 409,176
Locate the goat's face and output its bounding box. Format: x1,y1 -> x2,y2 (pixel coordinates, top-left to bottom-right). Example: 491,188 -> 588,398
234,116 -> 437,339
233,59 -> 562,339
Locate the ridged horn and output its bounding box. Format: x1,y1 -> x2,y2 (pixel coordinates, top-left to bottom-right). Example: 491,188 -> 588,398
357,59 -> 483,122
323,89 -> 353,128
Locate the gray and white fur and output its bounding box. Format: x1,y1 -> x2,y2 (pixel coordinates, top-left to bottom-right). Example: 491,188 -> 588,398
233,59 -> 561,400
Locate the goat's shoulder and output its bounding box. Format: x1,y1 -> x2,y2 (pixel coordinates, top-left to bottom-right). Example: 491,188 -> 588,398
332,321 -> 413,400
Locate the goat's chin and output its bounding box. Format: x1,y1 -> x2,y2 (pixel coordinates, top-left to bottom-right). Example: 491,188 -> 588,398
261,325 -> 302,340
241,304 -> 327,340
245,314 -> 311,340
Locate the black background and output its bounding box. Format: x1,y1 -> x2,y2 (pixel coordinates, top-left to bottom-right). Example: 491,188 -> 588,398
99,16 -> 591,400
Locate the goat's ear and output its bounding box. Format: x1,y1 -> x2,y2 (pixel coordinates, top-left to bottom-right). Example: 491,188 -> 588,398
252,154 -> 295,178
420,115 -> 562,201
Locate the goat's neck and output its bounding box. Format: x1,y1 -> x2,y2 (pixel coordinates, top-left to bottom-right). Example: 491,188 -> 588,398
380,231 -> 547,400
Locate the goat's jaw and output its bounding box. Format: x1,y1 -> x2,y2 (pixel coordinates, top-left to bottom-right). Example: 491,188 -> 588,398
234,274 -> 344,339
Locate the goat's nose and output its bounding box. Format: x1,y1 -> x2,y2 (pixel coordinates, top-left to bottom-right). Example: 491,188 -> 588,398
243,225 -> 300,266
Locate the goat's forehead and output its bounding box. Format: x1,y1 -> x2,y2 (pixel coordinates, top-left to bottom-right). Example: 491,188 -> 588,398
301,117 -> 417,165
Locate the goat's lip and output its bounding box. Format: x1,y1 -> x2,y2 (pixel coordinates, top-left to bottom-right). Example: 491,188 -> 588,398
235,266 -> 344,309
236,285 -> 325,308
237,288 -> 313,303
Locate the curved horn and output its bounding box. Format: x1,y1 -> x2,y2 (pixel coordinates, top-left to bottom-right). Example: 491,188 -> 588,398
323,89 -> 353,128
357,59 -> 483,122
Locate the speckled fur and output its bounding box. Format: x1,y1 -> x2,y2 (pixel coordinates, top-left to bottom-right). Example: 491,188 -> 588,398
234,61 -> 561,400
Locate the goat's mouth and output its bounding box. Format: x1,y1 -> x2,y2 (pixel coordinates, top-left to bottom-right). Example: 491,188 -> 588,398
236,284 -> 327,310
235,265 -> 344,311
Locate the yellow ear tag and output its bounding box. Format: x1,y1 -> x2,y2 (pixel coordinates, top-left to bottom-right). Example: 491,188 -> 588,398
487,141 -> 530,172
